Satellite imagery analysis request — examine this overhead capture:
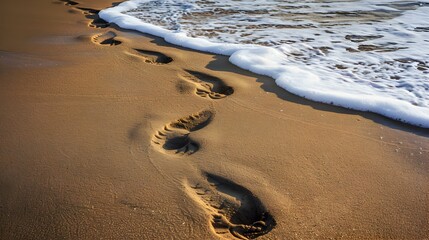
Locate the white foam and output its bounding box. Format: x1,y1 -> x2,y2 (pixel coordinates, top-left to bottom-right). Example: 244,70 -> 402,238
100,0 -> 429,128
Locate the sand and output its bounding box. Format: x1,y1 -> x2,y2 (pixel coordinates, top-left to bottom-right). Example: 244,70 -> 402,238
0,0 -> 428,239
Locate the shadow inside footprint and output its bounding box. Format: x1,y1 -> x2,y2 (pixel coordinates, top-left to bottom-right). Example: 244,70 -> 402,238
188,173 -> 276,239
181,70 -> 234,99
152,110 -> 212,155
131,49 -> 173,65
92,31 -> 121,46
162,134 -> 194,150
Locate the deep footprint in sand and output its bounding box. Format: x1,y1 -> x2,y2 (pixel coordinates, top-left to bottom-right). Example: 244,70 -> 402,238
76,7 -> 110,28
180,70 -> 234,99
186,173 -> 276,239
127,49 -> 173,65
58,0 -> 79,6
151,110 -> 213,155
91,31 -> 122,46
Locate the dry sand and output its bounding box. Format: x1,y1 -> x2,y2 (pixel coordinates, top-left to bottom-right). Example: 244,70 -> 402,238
1,0 -> 428,239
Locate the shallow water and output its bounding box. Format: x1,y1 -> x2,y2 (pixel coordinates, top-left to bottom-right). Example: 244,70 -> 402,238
101,0 -> 429,127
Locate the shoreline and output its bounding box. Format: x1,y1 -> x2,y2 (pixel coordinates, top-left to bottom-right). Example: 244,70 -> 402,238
100,0 -> 429,129
0,0 -> 428,239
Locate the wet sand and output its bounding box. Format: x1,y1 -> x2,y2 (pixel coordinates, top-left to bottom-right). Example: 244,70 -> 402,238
1,0 -> 428,239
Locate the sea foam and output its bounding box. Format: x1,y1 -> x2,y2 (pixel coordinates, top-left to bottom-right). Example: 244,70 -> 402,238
100,0 -> 429,128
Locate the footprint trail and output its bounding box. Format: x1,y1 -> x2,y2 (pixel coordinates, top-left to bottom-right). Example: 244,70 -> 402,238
58,1 -> 274,238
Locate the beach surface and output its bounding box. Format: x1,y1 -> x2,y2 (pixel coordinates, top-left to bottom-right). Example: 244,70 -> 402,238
1,0 -> 428,239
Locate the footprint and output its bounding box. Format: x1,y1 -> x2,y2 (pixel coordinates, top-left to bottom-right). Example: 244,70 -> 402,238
91,31 -> 121,46
59,0 -> 79,6
180,70 -> 234,99
186,173 -> 276,239
76,7 -> 110,28
151,110 -> 213,155
128,49 -> 173,65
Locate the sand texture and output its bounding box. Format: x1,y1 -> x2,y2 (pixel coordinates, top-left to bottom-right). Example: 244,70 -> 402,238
1,0 -> 428,239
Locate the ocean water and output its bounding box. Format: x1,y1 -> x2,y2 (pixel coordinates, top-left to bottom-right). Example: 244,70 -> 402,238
100,0 -> 429,128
